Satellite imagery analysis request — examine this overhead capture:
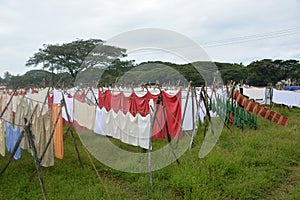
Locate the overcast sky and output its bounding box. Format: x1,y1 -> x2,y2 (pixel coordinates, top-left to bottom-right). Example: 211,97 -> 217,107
1,0 -> 300,76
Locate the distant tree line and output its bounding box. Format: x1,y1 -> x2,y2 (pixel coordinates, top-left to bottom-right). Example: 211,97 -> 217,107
2,58 -> 298,89
3,39 -> 299,88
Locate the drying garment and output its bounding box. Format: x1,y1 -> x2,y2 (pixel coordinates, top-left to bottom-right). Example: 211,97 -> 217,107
2,94 -> 13,123
15,97 -> 30,150
119,111 -> 128,143
31,104 -> 43,156
198,101 -> 206,123
150,90 -> 182,139
11,95 -> 19,113
119,112 -> 139,146
25,87 -> 50,115
129,92 -> 150,117
243,87 -> 266,104
102,109 -> 148,148
31,106 -> 54,167
104,109 -> 112,137
52,105 -> 63,159
53,89 -> 63,104
40,111 -> 54,167
5,123 -> 21,160
138,114 -> 151,150
93,107 -> 105,135
111,110 -> 122,140
272,89 -> 300,108
181,92 -> 198,131
233,90 -> 288,126
0,120 -> 5,156
62,94 -> 74,122
111,92 -> 130,114
125,112 -> 139,146
98,90 -> 112,111
73,99 -> 96,130
99,90 -> 152,117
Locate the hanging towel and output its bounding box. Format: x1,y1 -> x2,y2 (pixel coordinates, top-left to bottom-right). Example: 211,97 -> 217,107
73,100 -> 96,130
138,114 -> 151,150
52,105 -> 63,159
94,107 -> 105,135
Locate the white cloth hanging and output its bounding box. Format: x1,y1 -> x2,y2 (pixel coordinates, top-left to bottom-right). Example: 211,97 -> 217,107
93,107 -> 105,135
73,100 -> 96,130
138,114 -> 151,150
62,95 -> 74,122
243,87 -> 266,104
181,92 -> 198,131
272,89 -> 300,107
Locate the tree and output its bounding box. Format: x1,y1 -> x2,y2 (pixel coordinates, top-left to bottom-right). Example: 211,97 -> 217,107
280,59 -> 300,84
246,59 -> 285,86
3,71 -> 12,83
26,39 -> 127,83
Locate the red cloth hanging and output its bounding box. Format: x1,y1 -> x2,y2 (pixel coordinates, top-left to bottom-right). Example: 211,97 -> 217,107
150,90 -> 182,139
129,92 -> 150,117
111,92 -> 122,113
98,90 -> 112,111
97,89 -> 183,139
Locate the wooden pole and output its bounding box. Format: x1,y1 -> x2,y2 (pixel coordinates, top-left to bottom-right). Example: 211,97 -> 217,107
61,93 -> 84,168
189,86 -> 197,150
25,118 -> 47,200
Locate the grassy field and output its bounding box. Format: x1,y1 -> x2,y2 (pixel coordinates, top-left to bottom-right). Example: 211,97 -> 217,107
0,106 -> 299,199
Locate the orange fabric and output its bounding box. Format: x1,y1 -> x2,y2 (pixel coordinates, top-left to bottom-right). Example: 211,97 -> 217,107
52,105 -> 63,159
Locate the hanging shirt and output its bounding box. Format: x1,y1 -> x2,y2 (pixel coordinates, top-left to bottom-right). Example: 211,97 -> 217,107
5,123 -> 21,160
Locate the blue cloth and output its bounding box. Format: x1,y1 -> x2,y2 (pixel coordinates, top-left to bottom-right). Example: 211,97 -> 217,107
283,86 -> 300,91
5,123 -> 21,160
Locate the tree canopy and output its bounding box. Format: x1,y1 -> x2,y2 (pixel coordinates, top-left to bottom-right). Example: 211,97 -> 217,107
26,39 -> 127,82
20,39 -> 300,88
246,59 -> 300,86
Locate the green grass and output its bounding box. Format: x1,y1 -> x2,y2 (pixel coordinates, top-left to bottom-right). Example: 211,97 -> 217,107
0,106 -> 299,199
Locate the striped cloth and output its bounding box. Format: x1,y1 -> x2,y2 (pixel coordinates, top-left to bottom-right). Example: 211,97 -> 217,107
233,91 -> 288,127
